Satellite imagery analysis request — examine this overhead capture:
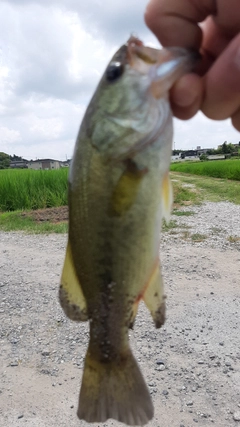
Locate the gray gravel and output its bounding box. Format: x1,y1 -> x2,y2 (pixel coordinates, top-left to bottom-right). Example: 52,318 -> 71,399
164,201 -> 240,249
0,201 -> 240,427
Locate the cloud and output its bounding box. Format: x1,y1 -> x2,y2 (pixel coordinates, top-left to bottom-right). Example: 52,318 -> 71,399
3,0 -> 154,43
0,126 -> 22,144
0,0 -> 125,159
174,114 -> 240,150
0,0 -> 239,161
0,96 -> 85,160
0,3 -> 101,101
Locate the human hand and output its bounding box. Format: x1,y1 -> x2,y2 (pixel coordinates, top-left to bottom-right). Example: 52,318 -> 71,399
145,0 -> 240,131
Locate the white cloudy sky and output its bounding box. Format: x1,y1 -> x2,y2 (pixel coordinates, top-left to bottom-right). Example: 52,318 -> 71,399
0,0 -> 239,161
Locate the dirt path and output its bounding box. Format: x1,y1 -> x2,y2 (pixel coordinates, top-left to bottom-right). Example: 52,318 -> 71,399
0,202 -> 240,427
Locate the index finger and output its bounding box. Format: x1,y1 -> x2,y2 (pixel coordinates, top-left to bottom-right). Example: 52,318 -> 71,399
145,0 -> 216,48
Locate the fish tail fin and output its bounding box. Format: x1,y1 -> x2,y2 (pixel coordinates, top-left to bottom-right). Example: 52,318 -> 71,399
77,346 -> 153,426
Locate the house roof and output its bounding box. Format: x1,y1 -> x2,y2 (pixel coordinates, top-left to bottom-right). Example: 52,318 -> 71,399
28,159 -> 61,163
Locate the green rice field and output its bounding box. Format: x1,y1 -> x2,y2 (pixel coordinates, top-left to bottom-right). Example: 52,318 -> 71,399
0,168 -> 68,211
170,159 -> 240,181
1,160 -> 240,214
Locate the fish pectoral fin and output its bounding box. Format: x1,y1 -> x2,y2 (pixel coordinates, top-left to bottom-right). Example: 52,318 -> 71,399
143,260 -> 166,328
161,171 -> 173,224
59,242 -> 88,322
110,160 -> 147,216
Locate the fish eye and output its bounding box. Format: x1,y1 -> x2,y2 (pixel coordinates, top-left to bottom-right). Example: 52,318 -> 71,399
106,62 -> 124,82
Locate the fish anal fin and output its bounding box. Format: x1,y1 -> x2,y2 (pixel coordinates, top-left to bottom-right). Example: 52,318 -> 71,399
143,259 -> 166,328
59,242 -> 88,322
162,171 -> 173,224
78,345 -> 153,425
111,160 -> 147,216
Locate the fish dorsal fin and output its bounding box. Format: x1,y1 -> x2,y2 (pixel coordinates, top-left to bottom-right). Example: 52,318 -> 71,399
59,242 -> 88,321
161,171 -> 173,224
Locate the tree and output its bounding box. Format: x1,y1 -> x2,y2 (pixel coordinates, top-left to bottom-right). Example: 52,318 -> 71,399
227,143 -> 235,153
222,142 -> 228,154
206,149 -> 215,155
0,152 -> 10,169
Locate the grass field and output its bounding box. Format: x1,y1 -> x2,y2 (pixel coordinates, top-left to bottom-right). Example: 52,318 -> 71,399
0,211 -> 68,233
0,168 -> 240,233
170,159 -> 240,181
171,172 -> 240,205
0,168 -> 68,211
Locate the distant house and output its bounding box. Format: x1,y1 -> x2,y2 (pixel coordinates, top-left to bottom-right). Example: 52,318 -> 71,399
10,159 -> 28,169
28,159 -> 61,170
180,150 -> 198,159
196,148 -> 211,155
10,155 -> 28,169
208,154 -> 226,160
171,154 -> 180,161
60,159 -> 71,167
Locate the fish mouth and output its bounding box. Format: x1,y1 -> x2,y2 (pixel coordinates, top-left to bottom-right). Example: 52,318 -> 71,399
125,36 -> 158,75
110,36 -> 158,74
126,36 -> 158,66
126,35 -> 198,71
113,36 -> 199,90
126,36 -> 199,98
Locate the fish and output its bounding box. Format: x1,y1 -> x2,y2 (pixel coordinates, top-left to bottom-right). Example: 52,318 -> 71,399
59,36 -> 197,425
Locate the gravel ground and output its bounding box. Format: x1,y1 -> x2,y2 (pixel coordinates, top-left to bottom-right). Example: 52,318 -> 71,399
0,201 -> 240,427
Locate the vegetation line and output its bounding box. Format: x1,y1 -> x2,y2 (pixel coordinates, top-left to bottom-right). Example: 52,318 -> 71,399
170,159 -> 240,181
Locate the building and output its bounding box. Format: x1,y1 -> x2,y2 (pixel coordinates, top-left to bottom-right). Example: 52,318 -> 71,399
60,159 -> 71,167
233,142 -> 240,149
196,148 -> 211,155
10,159 -> 28,168
208,154 -> 225,160
171,154 -> 180,161
180,150 -> 198,159
28,159 -> 61,170
9,155 -> 28,169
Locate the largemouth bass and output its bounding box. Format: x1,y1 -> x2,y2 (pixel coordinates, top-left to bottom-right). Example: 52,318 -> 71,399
59,36 -> 196,425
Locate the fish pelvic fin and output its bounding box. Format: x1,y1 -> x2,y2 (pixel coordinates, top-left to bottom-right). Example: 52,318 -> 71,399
161,171 -> 173,224
143,259 -> 166,328
78,346 -> 153,425
129,300 -> 140,329
59,241 -> 88,321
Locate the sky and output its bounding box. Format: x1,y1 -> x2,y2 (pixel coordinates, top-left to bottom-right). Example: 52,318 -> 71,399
0,0 -> 239,161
